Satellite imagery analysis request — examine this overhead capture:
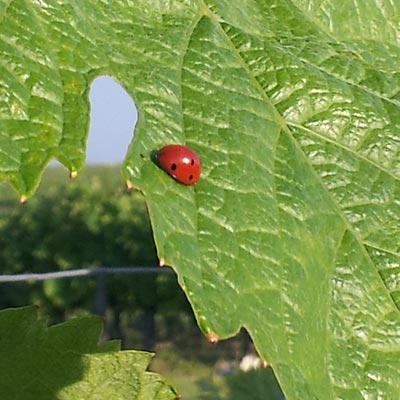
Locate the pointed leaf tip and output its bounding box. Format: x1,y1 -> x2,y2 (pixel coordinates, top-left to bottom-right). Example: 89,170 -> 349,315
19,195 -> 27,204
125,180 -> 134,191
69,171 -> 78,179
206,333 -> 220,344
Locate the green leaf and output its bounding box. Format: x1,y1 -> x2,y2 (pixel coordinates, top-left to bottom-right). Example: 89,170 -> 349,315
59,353 -> 177,400
0,306 -> 177,400
1,0 -> 399,398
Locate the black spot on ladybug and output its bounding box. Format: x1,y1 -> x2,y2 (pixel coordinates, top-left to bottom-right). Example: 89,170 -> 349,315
171,163 -> 177,170
191,159 -> 195,165
188,175 -> 193,180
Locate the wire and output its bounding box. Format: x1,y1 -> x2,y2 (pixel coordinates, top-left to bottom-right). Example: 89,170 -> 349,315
0,266 -> 174,282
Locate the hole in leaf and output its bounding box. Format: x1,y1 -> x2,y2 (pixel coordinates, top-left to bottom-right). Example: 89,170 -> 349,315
87,76 -> 137,164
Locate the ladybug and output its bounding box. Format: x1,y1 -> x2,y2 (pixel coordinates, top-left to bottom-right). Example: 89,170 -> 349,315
153,144 -> 201,185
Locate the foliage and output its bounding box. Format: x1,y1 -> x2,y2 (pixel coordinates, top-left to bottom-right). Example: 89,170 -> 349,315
0,166 -> 156,271
1,1 -> 400,399
0,306 -> 177,400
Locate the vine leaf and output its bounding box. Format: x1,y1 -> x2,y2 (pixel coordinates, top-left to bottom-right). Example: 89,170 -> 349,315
1,1 -> 399,398
0,307 -> 177,400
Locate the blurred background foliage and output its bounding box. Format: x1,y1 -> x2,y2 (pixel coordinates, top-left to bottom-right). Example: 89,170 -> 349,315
0,165 -> 283,399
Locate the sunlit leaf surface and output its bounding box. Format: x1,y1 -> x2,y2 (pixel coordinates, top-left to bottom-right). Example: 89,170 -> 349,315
1,1 -> 399,398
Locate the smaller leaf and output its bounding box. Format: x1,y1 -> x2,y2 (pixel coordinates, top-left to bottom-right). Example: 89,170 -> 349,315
0,306 -> 177,400
59,353 -> 177,400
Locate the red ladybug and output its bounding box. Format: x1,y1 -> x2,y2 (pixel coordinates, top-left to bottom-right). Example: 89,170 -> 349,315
154,144 -> 201,185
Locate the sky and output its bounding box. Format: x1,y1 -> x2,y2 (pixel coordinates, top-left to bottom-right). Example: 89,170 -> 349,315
85,76 -> 137,164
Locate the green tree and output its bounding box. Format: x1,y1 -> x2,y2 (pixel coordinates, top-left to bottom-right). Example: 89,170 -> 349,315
0,167 -> 192,349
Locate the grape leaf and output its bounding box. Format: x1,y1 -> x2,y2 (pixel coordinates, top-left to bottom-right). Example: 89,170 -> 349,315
0,306 -> 177,400
1,0 -> 399,398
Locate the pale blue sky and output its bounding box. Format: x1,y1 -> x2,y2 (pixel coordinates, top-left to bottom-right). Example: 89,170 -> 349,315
86,76 -> 137,164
